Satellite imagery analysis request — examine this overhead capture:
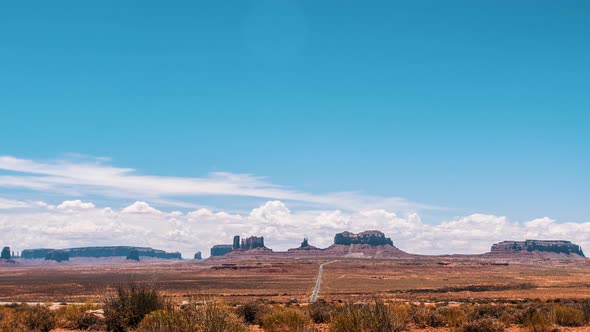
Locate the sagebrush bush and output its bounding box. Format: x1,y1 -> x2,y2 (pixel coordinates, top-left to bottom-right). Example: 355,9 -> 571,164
307,299 -> 332,323
524,311 -> 557,332
436,306 -> 467,328
329,300 -> 408,332
469,304 -> 505,320
137,301 -> 248,332
54,303 -> 104,330
262,306 -> 314,332
0,304 -> 55,332
459,318 -> 505,332
235,300 -> 269,325
104,281 -> 164,332
409,305 -> 444,328
583,299 -> 590,323
553,305 -> 584,327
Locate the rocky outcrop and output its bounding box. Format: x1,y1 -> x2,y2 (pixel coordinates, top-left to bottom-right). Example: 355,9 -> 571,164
490,240 -> 585,257
22,246 -> 181,260
194,251 -> 202,260
126,250 -> 140,261
210,245 -> 233,257
288,238 -> 320,252
241,236 -> 265,250
334,231 -> 394,246
210,235 -> 267,258
1,247 -> 11,260
45,250 -> 69,262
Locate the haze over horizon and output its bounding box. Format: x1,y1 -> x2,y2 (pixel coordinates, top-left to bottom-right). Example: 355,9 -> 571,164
1,1 -> 589,258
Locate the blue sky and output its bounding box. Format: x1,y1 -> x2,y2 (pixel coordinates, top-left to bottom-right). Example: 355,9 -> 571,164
0,1 -> 589,255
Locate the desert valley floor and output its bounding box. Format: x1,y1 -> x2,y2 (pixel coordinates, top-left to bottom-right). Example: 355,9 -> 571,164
2,257 -> 590,304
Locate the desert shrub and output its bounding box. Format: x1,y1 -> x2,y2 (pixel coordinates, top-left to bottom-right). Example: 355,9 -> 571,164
307,299 -> 333,323
409,305 -> 444,328
459,318 -> 505,332
262,306 -> 314,332
523,311 -> 557,332
54,303 -> 104,330
235,300 -> 270,325
137,301 -> 248,332
104,281 -> 164,331
329,301 -> 408,332
469,304 -> 505,320
0,304 -> 55,332
498,306 -> 520,325
582,299 -> 590,323
436,306 -> 467,328
553,305 -> 584,327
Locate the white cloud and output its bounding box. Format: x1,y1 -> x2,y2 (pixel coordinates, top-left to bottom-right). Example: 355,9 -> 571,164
0,198 -> 31,209
0,200 -> 589,259
57,200 -> 96,211
121,201 -> 162,215
0,155 -> 439,212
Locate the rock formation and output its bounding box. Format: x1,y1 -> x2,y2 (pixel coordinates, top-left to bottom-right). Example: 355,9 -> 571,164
334,231 -> 394,246
21,246 -> 181,260
490,240 -> 585,257
287,238 -> 320,252
1,247 -> 11,260
126,250 -> 140,261
210,245 -> 233,257
45,250 -> 69,262
194,251 -> 202,260
233,236 -> 241,250
241,236 -> 265,250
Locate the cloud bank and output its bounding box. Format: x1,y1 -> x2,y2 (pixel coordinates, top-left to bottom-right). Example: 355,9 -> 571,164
0,199 -> 588,259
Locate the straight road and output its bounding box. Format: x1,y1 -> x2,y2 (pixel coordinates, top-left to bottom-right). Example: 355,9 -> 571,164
309,260 -> 337,303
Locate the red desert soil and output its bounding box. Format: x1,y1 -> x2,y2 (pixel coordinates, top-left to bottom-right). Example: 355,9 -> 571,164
1,256 -> 590,304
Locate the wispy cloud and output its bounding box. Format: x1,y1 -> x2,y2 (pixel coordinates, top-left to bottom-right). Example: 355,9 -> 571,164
0,155 -> 440,212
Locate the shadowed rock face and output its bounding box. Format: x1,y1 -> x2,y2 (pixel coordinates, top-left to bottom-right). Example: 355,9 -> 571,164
22,246 -> 181,260
490,240 -> 585,257
241,236 -> 264,250
334,231 -> 394,246
210,245 -> 233,257
1,247 -> 11,260
45,250 -> 69,262
126,250 -> 140,261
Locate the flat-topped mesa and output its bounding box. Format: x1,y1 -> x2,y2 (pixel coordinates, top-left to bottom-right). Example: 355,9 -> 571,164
210,245 -> 233,257
46,250 -> 69,262
334,230 -> 394,246
490,240 -> 585,257
21,246 -> 182,260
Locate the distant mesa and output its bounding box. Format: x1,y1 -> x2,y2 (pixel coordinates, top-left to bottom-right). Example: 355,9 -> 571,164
126,250 -> 140,261
194,251 -> 202,260
211,245 -> 234,257
1,247 -> 11,260
241,236 -> 265,250
210,235 -> 269,257
334,230 -> 394,246
45,250 -> 69,262
489,240 -> 585,258
21,246 -> 181,260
